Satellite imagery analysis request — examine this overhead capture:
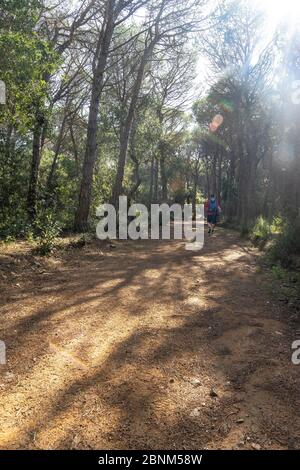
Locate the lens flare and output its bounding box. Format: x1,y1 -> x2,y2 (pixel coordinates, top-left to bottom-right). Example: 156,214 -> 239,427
209,114 -> 224,132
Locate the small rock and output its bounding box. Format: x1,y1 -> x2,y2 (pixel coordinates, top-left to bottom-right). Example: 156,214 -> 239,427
4,372 -> 14,382
191,378 -> 201,387
169,378 -> 175,384
190,408 -> 201,417
219,423 -> 231,436
251,443 -> 261,450
209,388 -> 218,398
236,418 -> 245,424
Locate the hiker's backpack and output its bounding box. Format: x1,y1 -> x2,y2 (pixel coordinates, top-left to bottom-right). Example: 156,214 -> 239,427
208,199 -> 218,214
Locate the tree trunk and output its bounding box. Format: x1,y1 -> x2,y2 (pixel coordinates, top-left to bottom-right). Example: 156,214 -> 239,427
226,153 -> 236,218
128,134 -> 142,200
74,2 -> 115,231
153,156 -> 159,203
46,113 -> 67,196
160,152 -> 168,202
27,120 -> 43,222
204,158 -> 210,198
112,40 -> 156,207
212,154 -> 217,195
149,154 -> 155,206
26,70 -> 50,223
217,152 -> 223,202
192,160 -> 199,217
70,123 -> 80,176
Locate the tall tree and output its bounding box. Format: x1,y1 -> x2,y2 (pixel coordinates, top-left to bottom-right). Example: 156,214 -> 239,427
111,0 -> 209,207
26,0 -> 97,222
74,0 -> 148,231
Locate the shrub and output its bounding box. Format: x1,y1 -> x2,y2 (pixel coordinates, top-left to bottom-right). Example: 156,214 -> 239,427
271,263 -> 285,280
35,214 -> 61,256
270,216 -> 284,234
269,218 -> 300,268
250,216 -> 272,246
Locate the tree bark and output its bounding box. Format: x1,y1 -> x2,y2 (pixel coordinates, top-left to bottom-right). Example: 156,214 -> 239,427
160,151 -> 168,202
111,39 -> 156,207
153,156 -> 159,203
27,119 -> 43,222
74,1 -> 116,231
149,154 -> 155,206
69,123 -> 80,176
46,113 -> 67,195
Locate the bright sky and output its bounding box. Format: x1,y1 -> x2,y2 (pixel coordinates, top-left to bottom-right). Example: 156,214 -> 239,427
193,0 -> 300,101
70,0 -> 300,108
258,0 -> 300,30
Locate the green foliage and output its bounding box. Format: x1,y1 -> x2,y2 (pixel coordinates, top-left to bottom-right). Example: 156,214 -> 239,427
250,216 -> 285,248
0,31 -> 58,130
270,216 -> 284,233
25,227 -> 35,243
269,261 -> 300,312
268,218 -> 300,268
38,147 -> 80,229
251,216 -> 272,245
35,213 -> 61,256
0,0 -> 298,263
271,263 -> 285,280
0,2 -> 59,239
0,1 -> 42,32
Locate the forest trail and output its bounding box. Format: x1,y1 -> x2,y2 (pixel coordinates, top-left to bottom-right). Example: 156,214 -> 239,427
0,228 -> 299,450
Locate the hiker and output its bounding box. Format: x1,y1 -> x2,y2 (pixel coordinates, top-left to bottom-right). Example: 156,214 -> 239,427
204,194 -> 221,235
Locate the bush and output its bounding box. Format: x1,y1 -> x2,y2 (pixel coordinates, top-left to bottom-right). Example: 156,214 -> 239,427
250,216 -> 272,246
35,213 -> 61,256
270,216 -> 284,234
0,219 -> 39,243
269,218 -> 300,268
0,219 -> 26,241
271,263 -> 285,280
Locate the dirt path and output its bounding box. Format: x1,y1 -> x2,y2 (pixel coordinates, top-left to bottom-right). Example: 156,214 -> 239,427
0,228 -> 299,450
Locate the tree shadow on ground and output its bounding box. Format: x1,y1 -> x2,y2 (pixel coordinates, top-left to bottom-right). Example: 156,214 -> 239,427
1,229 -> 299,449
